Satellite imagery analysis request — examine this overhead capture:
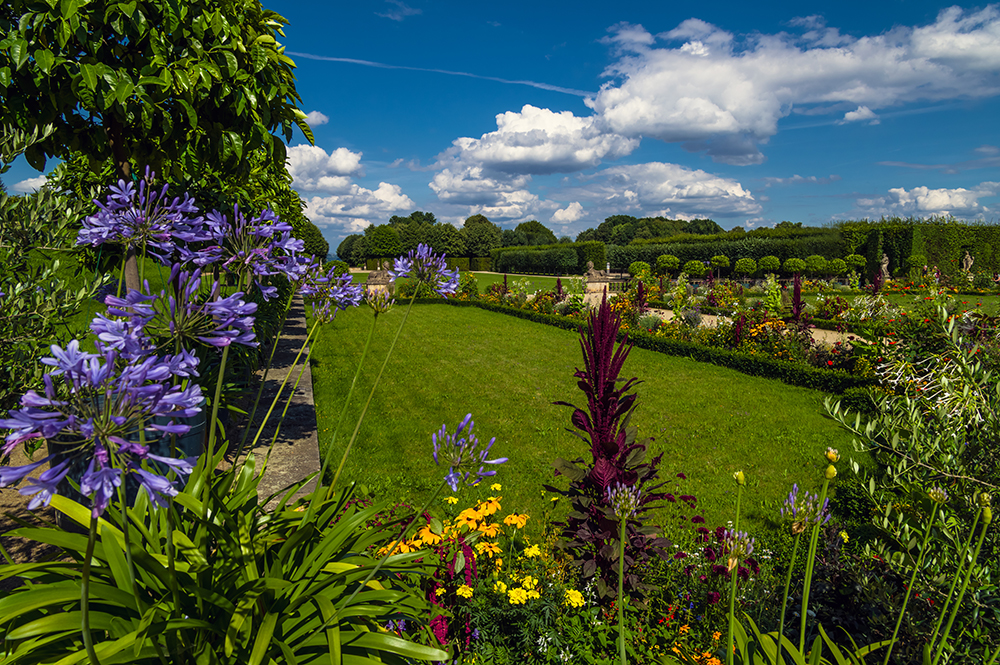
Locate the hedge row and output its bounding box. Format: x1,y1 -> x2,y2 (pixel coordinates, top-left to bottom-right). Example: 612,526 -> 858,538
415,299 -> 873,394
606,232 -> 844,271
491,241 -> 606,275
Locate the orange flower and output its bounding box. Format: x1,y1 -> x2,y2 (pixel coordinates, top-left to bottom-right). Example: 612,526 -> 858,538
478,522 -> 502,538
477,496 -> 501,516
503,513 -> 528,528
455,508 -> 480,529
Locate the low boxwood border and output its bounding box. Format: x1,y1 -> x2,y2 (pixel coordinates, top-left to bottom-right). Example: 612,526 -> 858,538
412,298 -> 874,394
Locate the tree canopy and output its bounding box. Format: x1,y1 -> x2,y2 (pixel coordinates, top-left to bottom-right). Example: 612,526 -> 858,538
0,0 -> 310,181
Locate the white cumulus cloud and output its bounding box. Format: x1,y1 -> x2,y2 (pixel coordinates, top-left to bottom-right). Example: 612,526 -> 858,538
840,106 -> 880,125
551,201 -> 584,223
304,111 -> 330,126
437,104 -> 638,176
586,7 -> 1000,164
287,145 -> 364,193
856,181 -> 1000,217
574,162 -> 761,219
12,176 -> 47,193
304,182 -> 415,234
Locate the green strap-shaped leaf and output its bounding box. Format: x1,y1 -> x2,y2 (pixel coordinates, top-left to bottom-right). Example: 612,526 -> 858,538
248,611 -> 278,665
6,611 -> 116,641
313,595 -> 340,665
342,631 -> 448,661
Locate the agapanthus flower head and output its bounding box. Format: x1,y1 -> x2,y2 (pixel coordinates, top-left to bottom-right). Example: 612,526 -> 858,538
928,486 -> 949,505
195,205 -> 296,299
606,482 -> 642,520
76,167 -> 210,264
389,244 -> 459,297
366,288 -> 395,315
100,264 -> 257,353
780,483 -> 830,534
723,529 -> 755,572
432,414 -> 507,491
307,270 -> 365,323
0,340 -> 203,516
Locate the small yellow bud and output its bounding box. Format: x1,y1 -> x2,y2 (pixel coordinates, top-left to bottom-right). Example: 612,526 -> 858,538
734,470 -> 745,486
979,493 -> 992,508
825,447 -> 840,463
825,465 -> 837,480
984,507 -> 993,525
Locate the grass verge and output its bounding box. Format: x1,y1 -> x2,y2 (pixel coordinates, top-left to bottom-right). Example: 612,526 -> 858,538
309,302 -> 860,540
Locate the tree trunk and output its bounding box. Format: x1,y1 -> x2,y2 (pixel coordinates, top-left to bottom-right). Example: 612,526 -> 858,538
106,116 -> 140,293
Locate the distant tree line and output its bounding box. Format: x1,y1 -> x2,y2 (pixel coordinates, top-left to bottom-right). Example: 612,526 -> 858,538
337,214 -> 573,266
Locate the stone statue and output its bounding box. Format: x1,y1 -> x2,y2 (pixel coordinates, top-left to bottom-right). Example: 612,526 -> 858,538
962,251 -> 974,273
366,260 -> 392,286
880,253 -> 890,281
584,260 -> 605,281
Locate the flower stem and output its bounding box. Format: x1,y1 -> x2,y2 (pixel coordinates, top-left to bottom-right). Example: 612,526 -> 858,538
618,516 -> 628,665
328,291 -> 417,496
883,503 -> 940,665
927,507 -> 981,653
338,478 -> 445,613
82,514 -> 103,665
233,289 -> 295,462
238,317 -> 322,480
728,482 -> 743,665
932,510 -> 991,665
798,476 -> 830,654
325,311 -> 379,496
776,532 -> 802,662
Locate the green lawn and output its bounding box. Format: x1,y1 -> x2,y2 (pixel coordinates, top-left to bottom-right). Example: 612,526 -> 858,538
309,302 -> 859,540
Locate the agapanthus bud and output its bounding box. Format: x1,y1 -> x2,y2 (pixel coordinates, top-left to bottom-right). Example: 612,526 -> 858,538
825,465 -> 837,480
606,482 -> 642,520
733,470 -> 745,486
928,487 -> 948,505
825,447 -> 840,463
978,493 -> 991,508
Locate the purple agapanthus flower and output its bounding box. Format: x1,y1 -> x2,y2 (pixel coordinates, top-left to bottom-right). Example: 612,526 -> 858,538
101,264 -> 258,353
0,339 -> 204,516
780,483 -> 830,533
306,269 -> 365,323
191,205 -> 297,300
606,482 -> 642,520
389,244 -> 460,297
76,168 -> 211,264
432,414 -> 507,492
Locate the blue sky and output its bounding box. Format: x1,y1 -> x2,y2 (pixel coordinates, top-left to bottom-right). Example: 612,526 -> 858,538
8,1 -> 1000,251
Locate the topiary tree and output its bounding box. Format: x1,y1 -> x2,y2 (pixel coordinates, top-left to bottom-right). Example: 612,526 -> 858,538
656,254 -> 679,277
783,257 -> 806,276
628,261 -> 651,278
366,225 -> 402,258
845,254 -> 867,274
828,258 -> 847,278
758,255 -> 781,274
805,254 -> 828,277
734,257 -> 757,280
682,259 -> 708,278
710,254 -> 730,273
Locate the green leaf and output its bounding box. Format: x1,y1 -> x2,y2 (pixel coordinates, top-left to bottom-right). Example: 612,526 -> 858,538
34,49 -> 55,74
221,51 -> 238,77
0,67 -> 10,88
10,39 -> 29,70
57,18 -> 72,47
177,98 -> 197,127
248,611 -> 278,665
7,611 -> 116,641
80,62 -> 98,91
114,75 -> 134,105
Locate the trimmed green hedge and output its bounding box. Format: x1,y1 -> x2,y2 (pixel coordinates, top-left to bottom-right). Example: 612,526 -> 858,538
491,241 -> 606,275
417,299 -> 873,394
447,257 -> 471,271
470,257 -> 492,271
